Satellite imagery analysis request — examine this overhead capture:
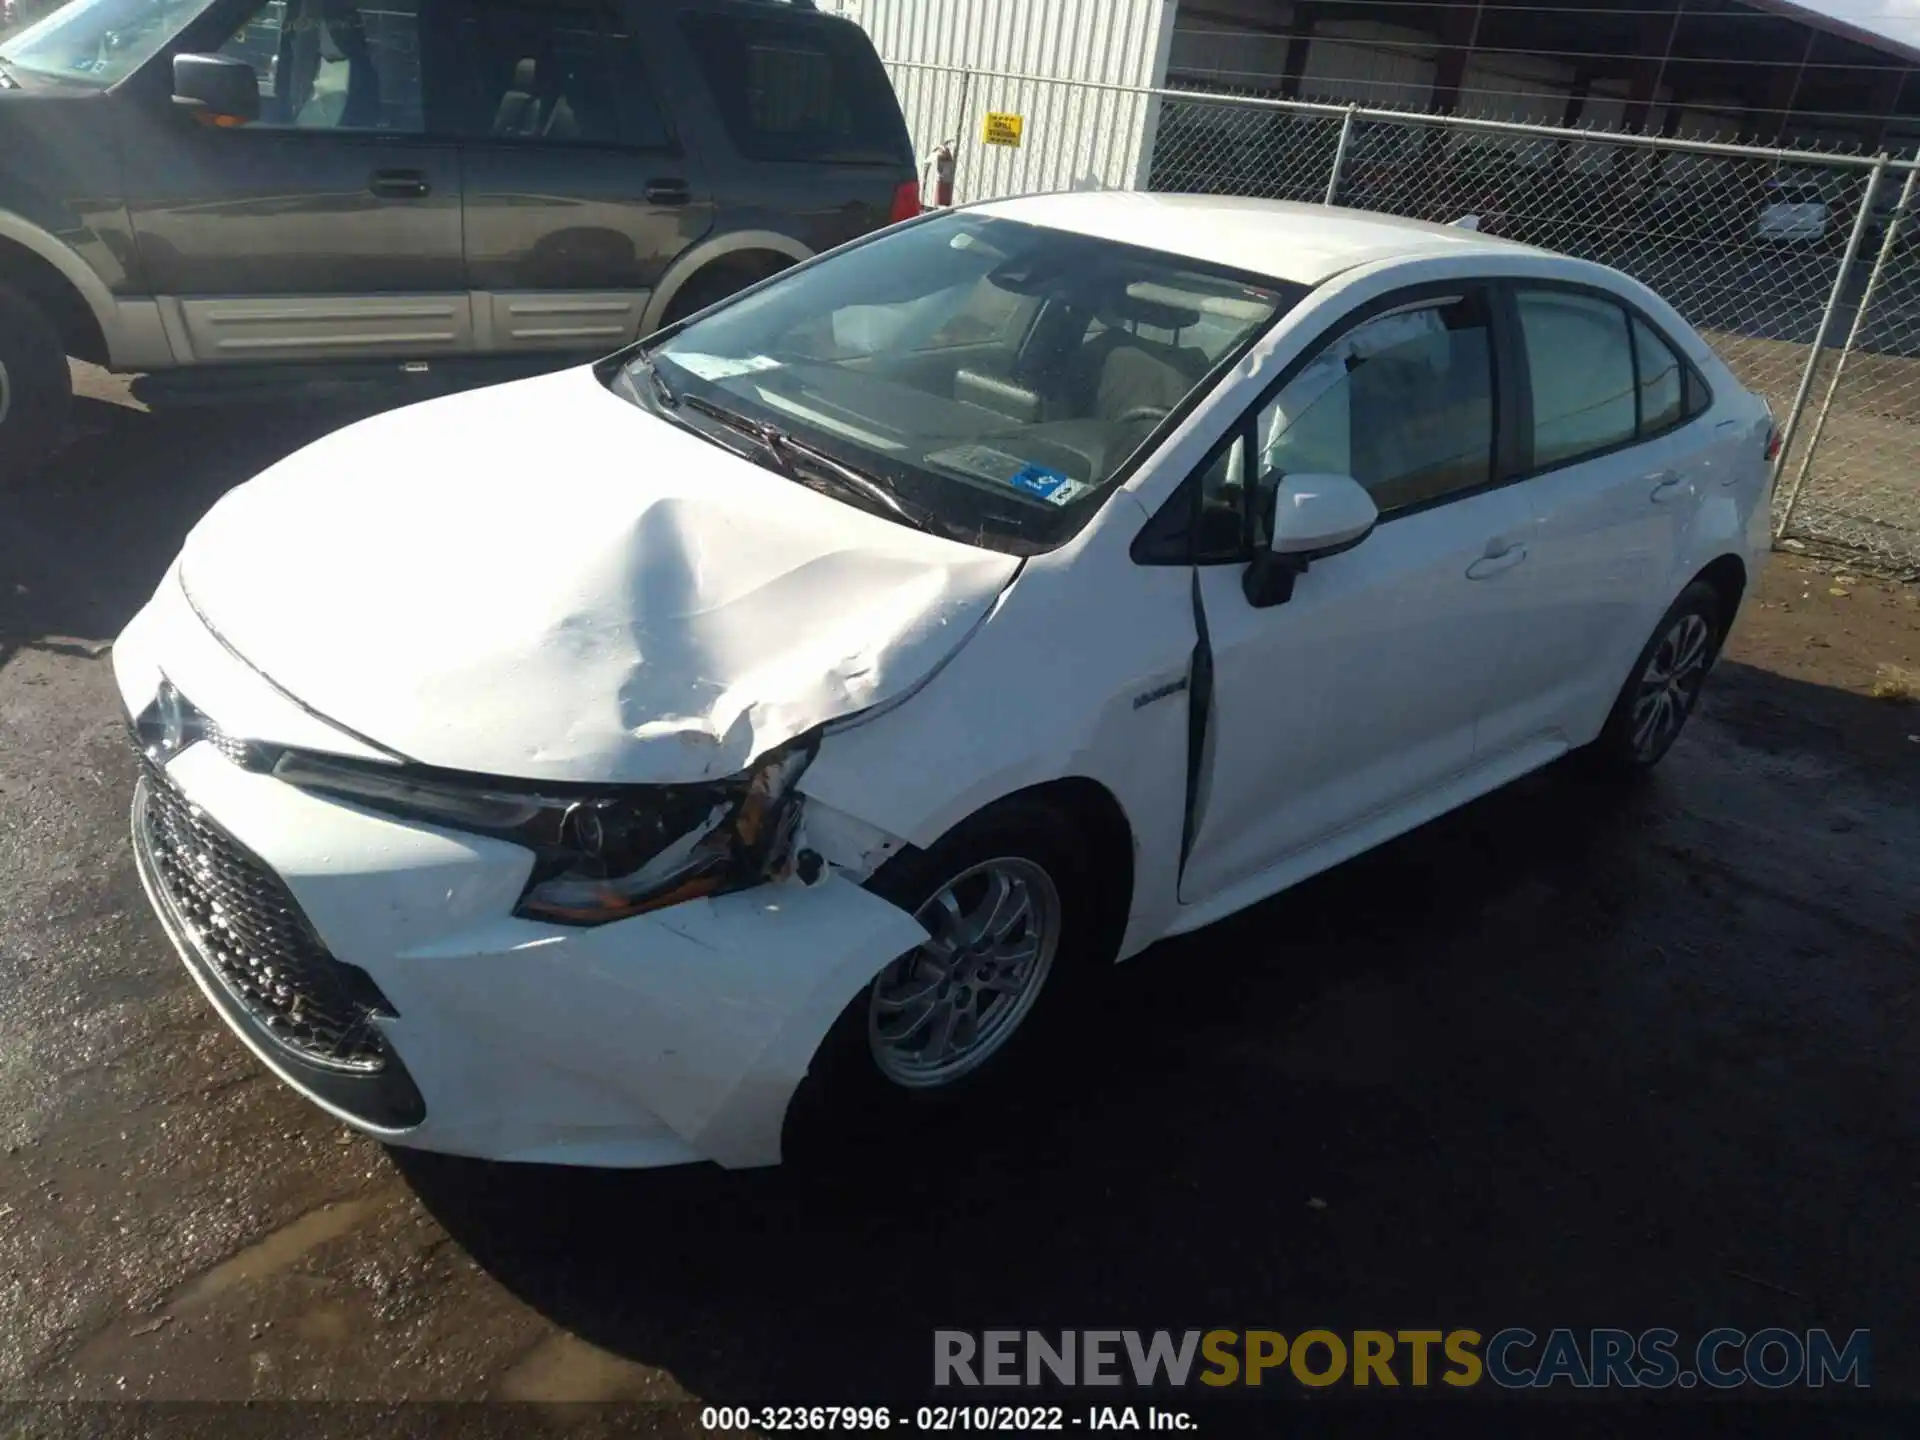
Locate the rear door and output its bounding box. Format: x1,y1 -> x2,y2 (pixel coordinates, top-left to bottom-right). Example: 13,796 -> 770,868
674,4 -> 916,256
1481,283 -> 1715,758
126,0 -> 471,362
450,0 -> 712,356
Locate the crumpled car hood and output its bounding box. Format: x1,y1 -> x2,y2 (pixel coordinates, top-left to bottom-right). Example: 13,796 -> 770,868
178,366 -> 1020,784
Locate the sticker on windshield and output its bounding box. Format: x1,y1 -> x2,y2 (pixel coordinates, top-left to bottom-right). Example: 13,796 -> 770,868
926,443 -> 1030,484
665,352 -> 783,382
1007,465 -> 1089,506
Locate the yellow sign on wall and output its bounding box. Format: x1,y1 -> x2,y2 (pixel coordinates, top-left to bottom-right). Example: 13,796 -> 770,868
982,112 -> 1025,147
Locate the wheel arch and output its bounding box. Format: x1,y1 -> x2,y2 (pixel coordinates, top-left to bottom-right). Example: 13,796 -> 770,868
640,230 -> 813,334
890,775 -> 1138,973
1689,552 -> 1748,639
0,218 -> 112,367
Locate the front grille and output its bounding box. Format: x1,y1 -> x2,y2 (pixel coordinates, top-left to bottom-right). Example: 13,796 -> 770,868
137,758 -> 394,1073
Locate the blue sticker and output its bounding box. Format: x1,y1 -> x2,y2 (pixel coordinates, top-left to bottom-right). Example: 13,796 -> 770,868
1008,464 -> 1076,500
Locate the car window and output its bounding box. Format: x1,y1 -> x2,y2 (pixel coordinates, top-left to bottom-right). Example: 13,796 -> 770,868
677,10 -> 910,165
213,0 -> 423,132
457,0 -> 657,146
1249,294 -> 1495,522
1633,315 -> 1687,436
1517,289 -> 1637,467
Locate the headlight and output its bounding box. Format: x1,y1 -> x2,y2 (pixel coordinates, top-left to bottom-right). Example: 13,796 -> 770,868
268,739 -> 818,927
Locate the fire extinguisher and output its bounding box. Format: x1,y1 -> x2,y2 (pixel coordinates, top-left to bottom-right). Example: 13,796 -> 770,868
924,138 -> 957,209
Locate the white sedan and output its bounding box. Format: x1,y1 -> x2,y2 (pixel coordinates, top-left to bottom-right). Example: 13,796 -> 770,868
116,193 -> 1775,1169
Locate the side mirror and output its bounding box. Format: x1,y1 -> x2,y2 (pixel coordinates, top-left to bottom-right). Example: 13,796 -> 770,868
172,53 -> 260,127
1243,473 -> 1379,609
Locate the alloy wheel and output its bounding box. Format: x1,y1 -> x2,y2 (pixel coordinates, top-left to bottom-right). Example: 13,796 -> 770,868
1630,611 -> 1713,762
867,856 -> 1061,1089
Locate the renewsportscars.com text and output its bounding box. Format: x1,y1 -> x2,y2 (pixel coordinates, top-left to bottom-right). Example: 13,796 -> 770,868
934,1328 -> 1870,1391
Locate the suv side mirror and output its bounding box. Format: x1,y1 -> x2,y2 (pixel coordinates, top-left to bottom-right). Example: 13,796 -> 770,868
1243,473 -> 1379,608
172,53 -> 260,127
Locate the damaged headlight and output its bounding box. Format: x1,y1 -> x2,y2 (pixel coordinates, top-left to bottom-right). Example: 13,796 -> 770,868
268,739 -> 818,927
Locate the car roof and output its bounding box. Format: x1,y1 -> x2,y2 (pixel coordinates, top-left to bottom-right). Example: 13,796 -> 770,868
969,192 -> 1542,286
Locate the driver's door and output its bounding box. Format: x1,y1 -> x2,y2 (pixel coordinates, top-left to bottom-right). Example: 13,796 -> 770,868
1178,285 -> 1535,906
123,0 -> 471,361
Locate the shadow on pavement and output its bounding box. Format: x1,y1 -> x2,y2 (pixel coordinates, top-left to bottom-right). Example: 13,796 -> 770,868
389,760 -> 1685,1408
0,391 -> 384,667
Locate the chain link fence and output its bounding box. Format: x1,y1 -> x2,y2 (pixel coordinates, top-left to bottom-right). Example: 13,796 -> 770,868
885,59 -> 1920,574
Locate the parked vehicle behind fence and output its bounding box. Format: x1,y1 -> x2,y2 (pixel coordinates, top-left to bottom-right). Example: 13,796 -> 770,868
1754,181 -> 1830,243
0,0 -> 920,477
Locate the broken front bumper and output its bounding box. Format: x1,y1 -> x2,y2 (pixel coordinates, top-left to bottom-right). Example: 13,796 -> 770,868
114,573 -> 928,1169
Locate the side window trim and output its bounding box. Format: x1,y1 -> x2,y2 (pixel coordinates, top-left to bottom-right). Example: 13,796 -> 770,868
1133,278 -> 1506,567
1500,277 -> 1715,482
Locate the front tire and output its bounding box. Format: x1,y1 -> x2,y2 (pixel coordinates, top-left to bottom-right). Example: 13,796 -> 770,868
787,798 -> 1101,1156
1585,580 -> 1725,776
0,283 -> 72,482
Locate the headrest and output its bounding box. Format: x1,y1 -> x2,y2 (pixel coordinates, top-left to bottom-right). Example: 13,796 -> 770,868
512,58 -> 537,91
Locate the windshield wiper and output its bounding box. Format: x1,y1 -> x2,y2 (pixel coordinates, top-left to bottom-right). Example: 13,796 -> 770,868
636,355 -> 678,410
677,393 -> 931,531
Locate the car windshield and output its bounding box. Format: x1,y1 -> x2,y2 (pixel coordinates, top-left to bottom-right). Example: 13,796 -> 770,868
0,0 -> 203,86
622,213 -> 1302,553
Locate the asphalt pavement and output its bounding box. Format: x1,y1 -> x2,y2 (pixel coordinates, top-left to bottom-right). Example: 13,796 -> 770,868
2,367 -> 1918,1429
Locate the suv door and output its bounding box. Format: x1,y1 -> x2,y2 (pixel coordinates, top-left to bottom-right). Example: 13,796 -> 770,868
1176,285 -> 1536,906
450,0 -> 711,356
125,0 -> 470,362
1481,284 -> 1714,759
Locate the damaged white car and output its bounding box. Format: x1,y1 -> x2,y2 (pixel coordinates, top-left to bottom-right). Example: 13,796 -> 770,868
116,193 -> 1774,1168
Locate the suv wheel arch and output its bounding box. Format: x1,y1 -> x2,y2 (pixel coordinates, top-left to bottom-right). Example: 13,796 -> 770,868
0,213 -> 117,367
642,230 -> 813,334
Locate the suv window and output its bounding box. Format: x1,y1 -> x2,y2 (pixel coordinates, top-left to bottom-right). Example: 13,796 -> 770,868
217,0 -> 423,131
1246,293 -> 1496,522
677,10 -> 909,165
1517,289 -> 1636,467
458,0 -> 660,146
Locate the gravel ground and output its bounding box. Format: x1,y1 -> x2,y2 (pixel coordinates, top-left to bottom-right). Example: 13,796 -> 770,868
1,369 -> 1918,1432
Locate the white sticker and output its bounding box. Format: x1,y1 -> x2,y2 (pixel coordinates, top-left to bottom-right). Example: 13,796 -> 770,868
665,352 -> 783,382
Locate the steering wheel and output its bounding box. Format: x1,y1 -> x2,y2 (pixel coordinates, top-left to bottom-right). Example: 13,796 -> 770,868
1114,404 -> 1172,428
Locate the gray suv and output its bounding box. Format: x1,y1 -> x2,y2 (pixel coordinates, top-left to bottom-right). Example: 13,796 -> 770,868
0,0 -> 919,475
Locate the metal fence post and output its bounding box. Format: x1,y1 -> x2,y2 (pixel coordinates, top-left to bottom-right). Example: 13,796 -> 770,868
1325,104 -> 1357,206
1771,154 -> 1887,520
1777,159 -> 1917,539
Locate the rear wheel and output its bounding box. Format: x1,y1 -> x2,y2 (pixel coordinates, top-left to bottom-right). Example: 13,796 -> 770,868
1584,580 -> 1725,776
0,284 -> 72,481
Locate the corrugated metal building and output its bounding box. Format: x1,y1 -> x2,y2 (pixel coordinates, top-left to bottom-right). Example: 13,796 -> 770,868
822,0 -> 1920,202
820,0 -> 1176,201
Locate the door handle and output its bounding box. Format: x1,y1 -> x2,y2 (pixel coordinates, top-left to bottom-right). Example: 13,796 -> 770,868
1649,472 -> 1688,503
1466,543 -> 1527,580
369,169 -> 431,199
645,177 -> 692,206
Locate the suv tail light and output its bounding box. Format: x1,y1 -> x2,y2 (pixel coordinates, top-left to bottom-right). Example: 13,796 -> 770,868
890,180 -> 922,224
1765,425 -> 1783,462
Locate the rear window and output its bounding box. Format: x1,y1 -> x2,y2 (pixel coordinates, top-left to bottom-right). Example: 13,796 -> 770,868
678,10 -> 910,165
